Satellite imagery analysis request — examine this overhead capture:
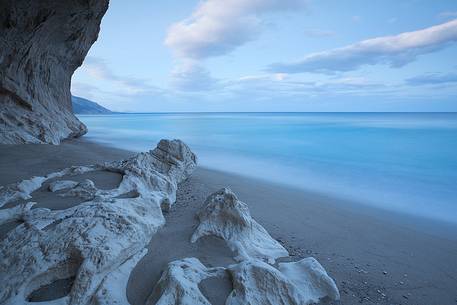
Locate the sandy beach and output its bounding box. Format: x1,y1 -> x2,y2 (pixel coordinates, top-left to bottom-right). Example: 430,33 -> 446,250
1,139 -> 456,305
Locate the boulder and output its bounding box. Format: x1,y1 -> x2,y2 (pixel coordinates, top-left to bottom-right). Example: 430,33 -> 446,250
226,258 -> 340,305
191,188 -> 288,263
146,258 -> 225,305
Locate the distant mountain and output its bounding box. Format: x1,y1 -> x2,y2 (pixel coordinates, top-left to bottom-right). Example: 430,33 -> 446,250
71,96 -> 114,114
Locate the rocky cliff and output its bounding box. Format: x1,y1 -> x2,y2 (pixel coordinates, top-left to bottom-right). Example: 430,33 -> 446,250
0,0 -> 109,144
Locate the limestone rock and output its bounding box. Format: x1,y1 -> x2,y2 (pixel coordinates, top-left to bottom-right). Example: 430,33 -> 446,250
0,0 -> 109,144
92,249 -> 148,305
0,166 -> 94,208
107,139 -> 198,211
226,258 -> 340,305
151,256 -> 340,305
48,180 -> 79,192
146,258 -> 226,305
0,139 -> 197,305
0,202 -> 35,225
191,188 -> 288,263
60,179 -> 97,201
278,257 -> 340,302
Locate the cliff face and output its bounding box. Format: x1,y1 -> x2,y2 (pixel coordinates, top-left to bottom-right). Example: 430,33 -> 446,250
0,0 -> 109,144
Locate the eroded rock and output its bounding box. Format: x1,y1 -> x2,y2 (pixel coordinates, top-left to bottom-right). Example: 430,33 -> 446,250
226,258 -> 340,305
0,0 -> 109,144
152,256 -> 340,305
146,258 -> 226,305
93,249 -> 148,305
0,166 -> 94,208
60,179 -> 98,201
0,202 -> 35,225
0,139 -> 197,305
191,187 -> 288,263
278,257 -> 340,303
49,180 -> 79,193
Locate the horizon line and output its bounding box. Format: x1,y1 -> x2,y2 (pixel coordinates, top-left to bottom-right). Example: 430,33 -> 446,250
77,111 -> 457,115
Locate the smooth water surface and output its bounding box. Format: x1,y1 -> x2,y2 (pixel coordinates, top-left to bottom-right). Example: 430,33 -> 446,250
78,113 -> 457,223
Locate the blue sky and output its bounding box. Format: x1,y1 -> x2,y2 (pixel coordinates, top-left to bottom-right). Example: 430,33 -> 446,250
72,0 -> 457,112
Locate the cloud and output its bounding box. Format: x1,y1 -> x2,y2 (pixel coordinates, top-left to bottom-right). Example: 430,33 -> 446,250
72,56 -> 167,111
170,61 -> 220,91
270,19 -> 457,74
406,72 -> 457,86
225,73 -> 388,99
80,57 -> 156,94
165,0 -> 306,92
165,0 -> 306,60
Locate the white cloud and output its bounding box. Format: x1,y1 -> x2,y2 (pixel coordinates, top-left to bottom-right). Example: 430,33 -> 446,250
71,56 -> 168,111
78,57 -> 157,94
225,73 -> 388,98
270,19 -> 457,74
165,0 -> 306,60
170,61 -> 220,91
165,0 -> 306,91
406,72 -> 457,86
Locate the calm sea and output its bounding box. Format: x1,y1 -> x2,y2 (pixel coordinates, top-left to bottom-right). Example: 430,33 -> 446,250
78,113 -> 457,224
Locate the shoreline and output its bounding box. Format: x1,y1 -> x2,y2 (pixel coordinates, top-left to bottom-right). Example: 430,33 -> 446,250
79,130 -> 457,228
1,138 -> 456,304
196,166 -> 457,241
3,137 -> 455,239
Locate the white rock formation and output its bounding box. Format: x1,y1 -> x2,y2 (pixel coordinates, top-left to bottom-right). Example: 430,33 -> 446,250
60,179 -> 98,201
151,256 -> 340,305
191,188 -> 288,263
146,258 -> 226,305
226,258 -> 340,305
0,0 -> 109,144
278,257 -> 340,303
0,202 -> 35,225
92,249 -> 148,305
0,139 -> 197,305
0,139 -> 197,210
48,180 -> 79,193
0,166 -> 93,208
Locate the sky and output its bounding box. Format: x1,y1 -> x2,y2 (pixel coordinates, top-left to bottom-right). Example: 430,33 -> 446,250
71,0 -> 457,112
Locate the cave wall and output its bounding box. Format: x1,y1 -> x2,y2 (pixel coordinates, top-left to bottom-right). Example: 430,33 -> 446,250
0,0 -> 109,144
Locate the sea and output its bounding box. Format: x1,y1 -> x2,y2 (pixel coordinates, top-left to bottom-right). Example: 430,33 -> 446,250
78,112 -> 457,224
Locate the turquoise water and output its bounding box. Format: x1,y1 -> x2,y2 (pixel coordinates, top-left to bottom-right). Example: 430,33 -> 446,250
78,113 -> 457,224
